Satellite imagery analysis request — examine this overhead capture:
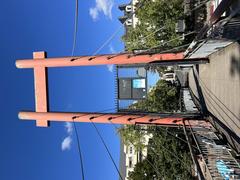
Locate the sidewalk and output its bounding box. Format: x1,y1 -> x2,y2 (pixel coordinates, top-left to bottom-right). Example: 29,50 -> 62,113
188,42 -> 240,153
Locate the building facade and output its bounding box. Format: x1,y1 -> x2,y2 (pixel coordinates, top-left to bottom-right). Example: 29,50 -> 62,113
119,131 -> 152,180
118,0 -> 139,32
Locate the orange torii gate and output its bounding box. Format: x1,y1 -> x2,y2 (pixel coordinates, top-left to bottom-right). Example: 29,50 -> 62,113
16,51 -> 209,127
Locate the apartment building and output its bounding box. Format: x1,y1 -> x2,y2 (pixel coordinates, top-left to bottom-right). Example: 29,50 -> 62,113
119,131 -> 152,180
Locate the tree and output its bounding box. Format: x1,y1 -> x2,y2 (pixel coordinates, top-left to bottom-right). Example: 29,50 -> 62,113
129,80 -> 180,112
123,0 -> 184,51
117,80 -> 180,152
128,158 -> 157,180
117,125 -> 147,151
128,127 -> 194,180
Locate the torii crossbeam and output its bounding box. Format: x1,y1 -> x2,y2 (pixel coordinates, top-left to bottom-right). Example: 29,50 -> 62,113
16,51 -> 209,127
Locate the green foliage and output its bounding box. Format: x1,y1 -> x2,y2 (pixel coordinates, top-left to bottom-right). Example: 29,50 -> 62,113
128,128 -> 194,180
117,125 -> 147,151
123,0 -> 184,51
145,64 -> 167,75
130,80 -> 179,112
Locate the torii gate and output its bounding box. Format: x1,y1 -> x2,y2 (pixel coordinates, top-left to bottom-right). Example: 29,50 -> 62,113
16,51 -> 209,127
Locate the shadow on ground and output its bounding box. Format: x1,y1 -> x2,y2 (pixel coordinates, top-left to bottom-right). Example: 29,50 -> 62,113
231,55 -> 240,77
191,65 -> 240,153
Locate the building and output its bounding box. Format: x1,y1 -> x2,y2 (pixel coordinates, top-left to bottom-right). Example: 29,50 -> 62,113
119,132 -> 152,180
118,0 -> 139,30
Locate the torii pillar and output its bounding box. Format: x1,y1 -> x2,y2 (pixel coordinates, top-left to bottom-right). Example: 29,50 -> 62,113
16,51 -> 209,127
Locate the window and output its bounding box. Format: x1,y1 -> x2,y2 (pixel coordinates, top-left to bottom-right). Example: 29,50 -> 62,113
129,157 -> 133,168
126,5 -> 132,12
126,19 -> 132,26
129,146 -> 133,154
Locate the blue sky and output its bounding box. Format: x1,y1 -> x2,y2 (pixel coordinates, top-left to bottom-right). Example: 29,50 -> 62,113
0,0 -> 129,179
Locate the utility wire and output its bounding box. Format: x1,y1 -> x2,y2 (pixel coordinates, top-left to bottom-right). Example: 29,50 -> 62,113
89,119 -> 124,180
156,43 -> 191,53
132,42 -> 192,55
93,0 -> 209,56
129,26 -> 166,47
106,118 -> 163,179
125,0 -> 210,54
71,0 -> 79,56
71,106 -> 125,179
70,0 -> 85,179
131,126 -> 197,175
92,0 -> 148,55
93,26 -> 123,56
136,31 -> 196,54
128,0 -> 210,54
68,0 -> 209,179
184,0 -> 211,16
150,134 -> 197,176
72,121 -> 85,180
157,126 -> 199,150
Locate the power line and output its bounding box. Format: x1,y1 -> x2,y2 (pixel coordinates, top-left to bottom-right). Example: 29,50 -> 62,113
107,116 -> 197,178
123,0 -> 210,53
68,0 -> 210,179
129,26 -> 166,47
140,31 -> 196,53
72,121 -> 85,180
132,126 -> 198,175
132,0 -> 213,56
156,43 -> 191,53
71,106 -> 124,180
150,134 -> 197,176
93,0 -> 210,56
70,0 -> 85,179
131,31 -> 196,56
92,0 -> 148,55
71,0 -> 79,56
93,26 -> 123,56
71,109 -> 120,179
184,0 -> 211,16
106,119 -> 163,179
89,119 -> 124,180
157,126 -> 199,150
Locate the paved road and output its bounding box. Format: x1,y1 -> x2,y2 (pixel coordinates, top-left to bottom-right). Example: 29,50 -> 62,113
188,43 -> 240,153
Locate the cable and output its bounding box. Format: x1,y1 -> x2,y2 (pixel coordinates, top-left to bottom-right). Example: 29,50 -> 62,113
89,119 -> 124,180
71,107 -> 119,179
92,0 -> 210,56
139,31 -> 196,53
68,1 -> 210,179
157,126 -> 199,150
132,42 -> 191,55
128,26 -> 166,47
157,43 -> 191,53
92,0 -> 148,55
124,0 -> 210,53
72,121 -> 85,180
185,0 -> 211,16
128,0 -> 210,55
192,67 -> 240,129
106,119 -> 162,179
71,0 -> 79,56
93,26 -> 123,56
150,135 -> 197,176
70,1 -> 85,179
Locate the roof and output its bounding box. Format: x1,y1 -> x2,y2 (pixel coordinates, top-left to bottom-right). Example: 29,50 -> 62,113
118,16 -> 128,24
118,4 -> 129,11
188,39 -> 234,59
